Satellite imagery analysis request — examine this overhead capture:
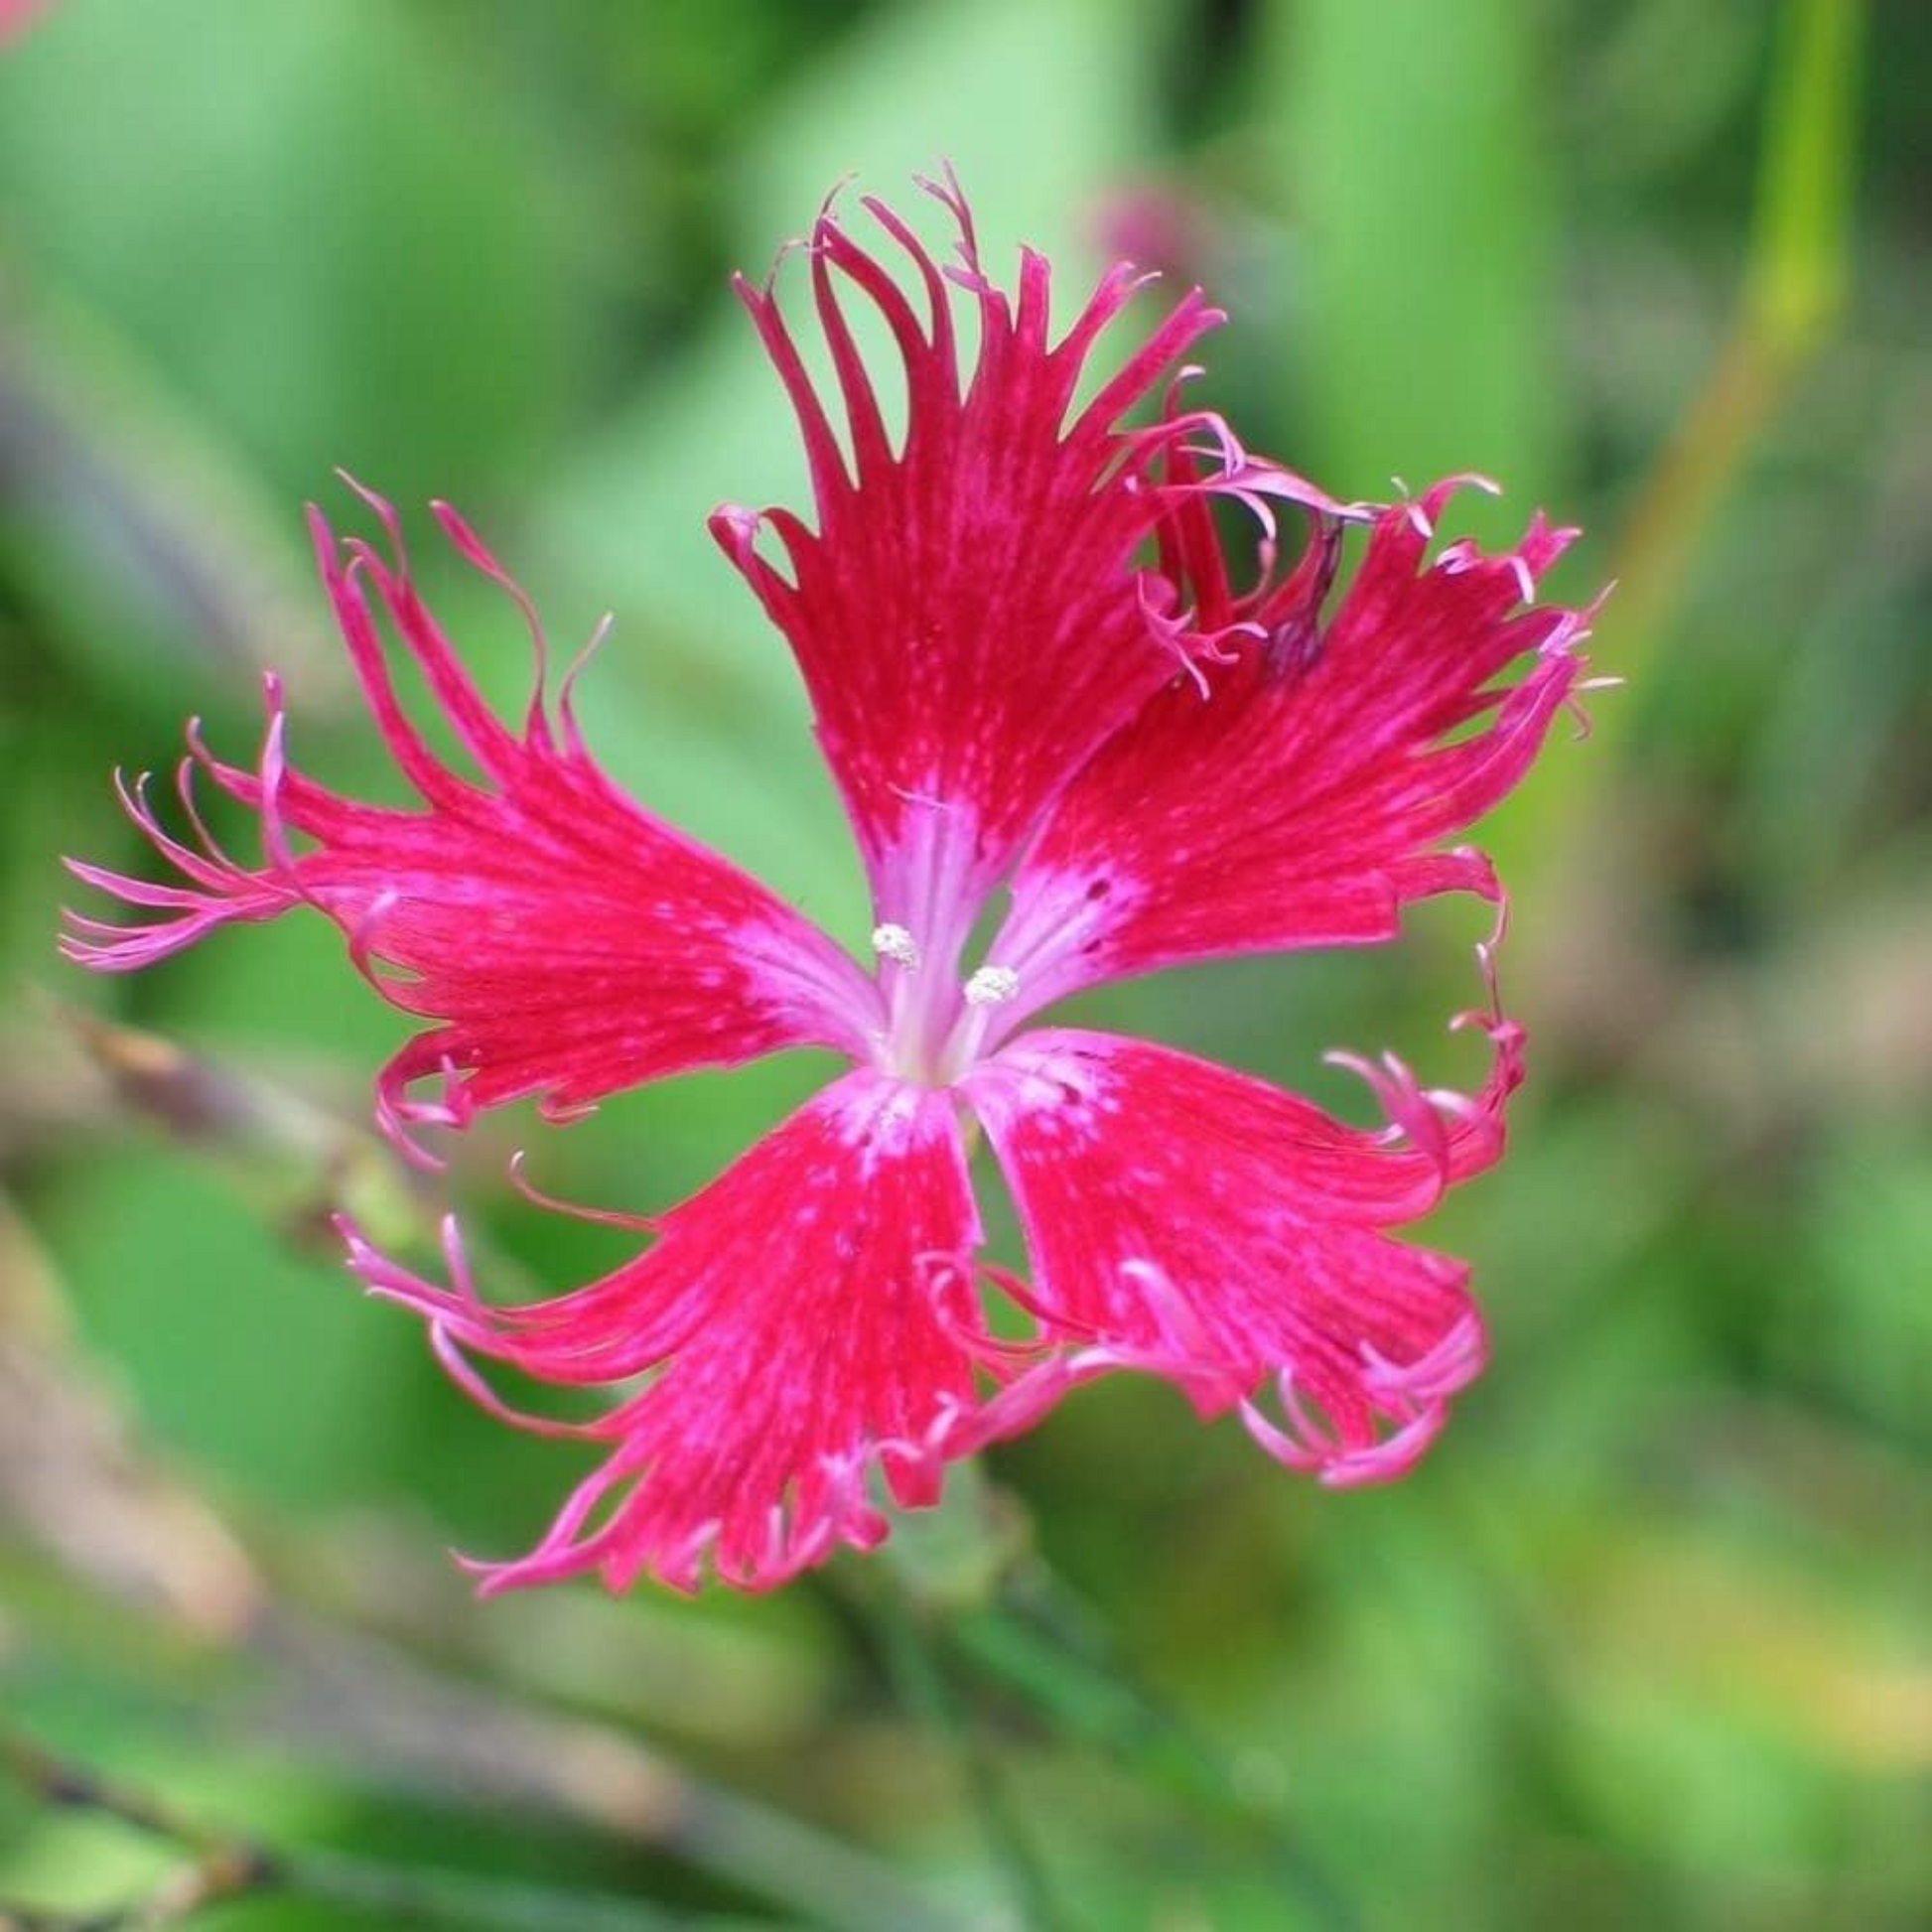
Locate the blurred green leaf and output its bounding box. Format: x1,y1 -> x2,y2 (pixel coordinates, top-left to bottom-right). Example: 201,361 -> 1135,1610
1259,0 -> 1564,523
31,1152 -> 419,1510
0,0 -> 577,506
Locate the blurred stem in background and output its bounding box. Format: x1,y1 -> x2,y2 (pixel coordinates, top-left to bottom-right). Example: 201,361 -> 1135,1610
953,1569 -> 1364,1932
872,1473 -> 1362,1930
1527,0 -> 1865,881
1271,0 -> 1558,511
0,245 -> 339,707
862,1574 -> 1066,1932
0,1724 -> 774,1931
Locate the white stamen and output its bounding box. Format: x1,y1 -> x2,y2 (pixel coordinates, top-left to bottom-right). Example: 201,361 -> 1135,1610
871,922 -> 920,971
963,964 -> 1020,1008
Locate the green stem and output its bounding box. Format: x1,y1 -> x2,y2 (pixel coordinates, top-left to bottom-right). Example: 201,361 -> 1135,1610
283,1850 -> 768,1931
954,1564 -> 1361,1932
656,1773 -> 967,1932
866,1579 -> 1065,1932
0,1722 -> 787,1932
1515,0 -> 1865,884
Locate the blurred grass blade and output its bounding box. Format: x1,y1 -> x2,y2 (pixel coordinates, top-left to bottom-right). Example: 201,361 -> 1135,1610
1607,0 -> 1864,660
1261,0 -> 1562,521
0,1725 -> 772,1930
1532,0 -> 1866,877
0,1194 -> 263,1639
1747,0 -> 1863,347
0,249 -> 340,707
954,1568 -> 1362,1931
1260,0 -> 1570,902
51,999 -> 432,1260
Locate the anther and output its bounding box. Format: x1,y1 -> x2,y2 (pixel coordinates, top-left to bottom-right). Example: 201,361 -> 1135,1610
871,922 -> 920,971
963,964 -> 1020,1007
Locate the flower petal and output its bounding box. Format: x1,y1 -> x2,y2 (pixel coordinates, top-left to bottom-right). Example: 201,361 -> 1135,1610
61,488 -> 879,1151
342,1070 -> 988,1593
709,174 -> 1348,924
962,1011 -> 1521,1486
985,479 -> 1596,1029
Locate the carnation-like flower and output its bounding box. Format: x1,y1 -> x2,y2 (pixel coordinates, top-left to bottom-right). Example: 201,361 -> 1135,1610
62,175 -> 1596,1594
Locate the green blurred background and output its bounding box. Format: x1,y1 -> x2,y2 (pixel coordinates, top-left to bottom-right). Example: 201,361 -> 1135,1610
1,1 -> 1923,1927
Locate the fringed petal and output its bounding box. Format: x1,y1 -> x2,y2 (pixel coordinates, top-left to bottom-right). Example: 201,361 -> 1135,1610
340,1071 -> 993,1594
709,173 -> 1349,927
62,487 -> 881,1153
962,996 -> 1521,1486
985,477 -> 1598,1032
58,759 -> 301,971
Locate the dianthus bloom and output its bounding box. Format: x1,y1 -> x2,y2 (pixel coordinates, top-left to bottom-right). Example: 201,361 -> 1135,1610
63,177 -> 1596,1593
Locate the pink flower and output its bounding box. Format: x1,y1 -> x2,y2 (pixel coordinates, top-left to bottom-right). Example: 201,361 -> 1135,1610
62,175 -> 1596,1594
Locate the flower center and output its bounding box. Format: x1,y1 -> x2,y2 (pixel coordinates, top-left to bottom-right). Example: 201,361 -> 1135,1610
869,921 -> 1019,1086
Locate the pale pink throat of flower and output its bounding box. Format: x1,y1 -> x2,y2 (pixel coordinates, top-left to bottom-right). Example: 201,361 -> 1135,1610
853,799 -> 1030,1086
56,170 -> 1602,1594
